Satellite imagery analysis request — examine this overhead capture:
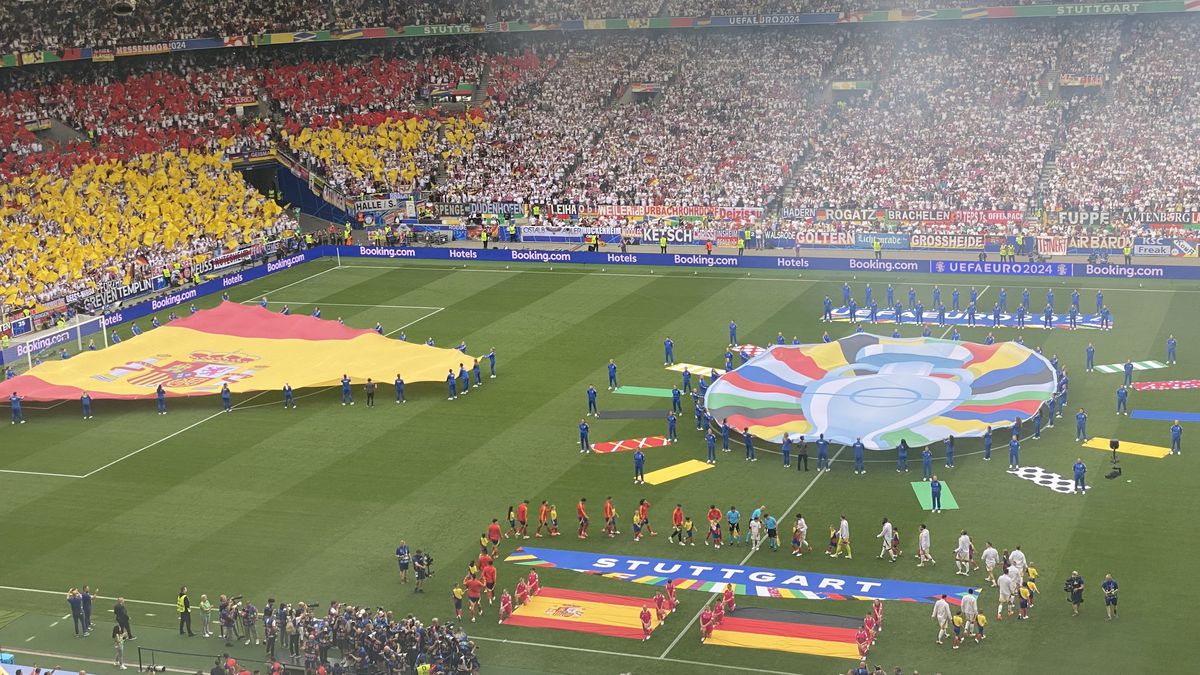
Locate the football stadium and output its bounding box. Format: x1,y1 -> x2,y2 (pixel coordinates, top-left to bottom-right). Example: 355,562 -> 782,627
0,3 -> 1197,675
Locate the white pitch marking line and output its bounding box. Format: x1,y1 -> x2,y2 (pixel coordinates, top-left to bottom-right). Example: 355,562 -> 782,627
265,301 -> 444,310
49,621 -> 58,627
658,446 -> 846,659
24,635 -> 35,642
0,468 -> 86,479
240,264 -> 339,301
79,389 -> 272,479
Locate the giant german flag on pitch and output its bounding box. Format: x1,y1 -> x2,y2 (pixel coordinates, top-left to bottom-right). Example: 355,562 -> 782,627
5,303 -> 469,400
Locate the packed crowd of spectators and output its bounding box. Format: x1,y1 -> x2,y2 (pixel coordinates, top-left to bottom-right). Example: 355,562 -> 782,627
1046,18 -> 1200,212
788,23 -> 1058,211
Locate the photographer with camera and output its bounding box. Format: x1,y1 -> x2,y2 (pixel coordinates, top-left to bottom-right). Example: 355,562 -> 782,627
414,550 -> 433,593
1065,571 -> 1084,616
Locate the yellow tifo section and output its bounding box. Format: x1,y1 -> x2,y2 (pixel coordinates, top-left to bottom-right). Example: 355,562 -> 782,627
706,627 -> 861,660
1082,437 -> 1170,459
643,459 -> 714,485
0,151 -> 284,307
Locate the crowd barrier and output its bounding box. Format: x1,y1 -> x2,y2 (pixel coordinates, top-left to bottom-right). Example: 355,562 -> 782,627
4,244 -> 1195,366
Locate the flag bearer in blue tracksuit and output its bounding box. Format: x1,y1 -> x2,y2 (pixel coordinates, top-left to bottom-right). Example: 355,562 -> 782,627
932,286 -> 941,308
1095,290 -> 1104,314
952,288 -> 960,311
895,302 -> 904,324
848,299 -> 858,322
447,370 -> 457,400
1068,305 -> 1078,330
1043,304 -> 1053,329
667,412 -> 678,442
81,392 -> 93,419
706,431 -> 717,464
1100,305 -> 1111,330
993,304 -> 1002,328
983,426 -> 992,460
1022,288 -> 1030,310
608,359 -> 618,390
1076,408 -> 1088,442
998,288 -> 1007,312
892,328 -> 902,338
853,438 -> 865,474
284,383 -> 296,408
634,450 -> 646,483
156,384 -> 167,414
473,360 -> 482,387
1167,335 -> 1178,365
897,439 -> 909,472
1009,437 -> 1020,469
843,283 -> 851,306
817,434 -> 830,471
394,375 -> 405,403
1073,458 -> 1087,493
910,287 -> 919,309
725,349 -> 734,370
1116,385 -> 1128,415
1123,360 -> 1134,387
1086,343 -> 1095,371
722,418 -> 731,452
944,435 -> 955,468
930,476 -> 943,513
587,385 -> 598,416
221,383 -> 232,412
922,446 -> 933,480
579,419 -> 590,453
967,301 -> 976,327
1016,304 -> 1026,328
682,368 -> 692,394
698,376 -> 708,397
664,337 -> 675,366
781,434 -> 792,468
744,429 -> 756,461
459,364 -> 470,394
865,284 -> 873,306
1034,406 -> 1042,439
341,375 -> 354,405
488,348 -> 496,378
1171,421 -> 1183,455
823,296 -> 833,322
671,386 -> 682,414
729,321 -> 737,344
694,401 -> 704,431
938,304 -> 946,326
887,284 -> 895,307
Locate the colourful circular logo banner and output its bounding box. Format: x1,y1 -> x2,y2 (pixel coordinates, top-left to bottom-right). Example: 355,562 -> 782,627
704,334 -> 1056,450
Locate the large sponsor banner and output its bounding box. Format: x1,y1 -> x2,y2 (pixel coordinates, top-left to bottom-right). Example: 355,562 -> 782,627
929,260 -> 1073,277
909,233 -> 984,250
854,232 -> 911,250
503,547 -> 977,603
793,229 -> 854,247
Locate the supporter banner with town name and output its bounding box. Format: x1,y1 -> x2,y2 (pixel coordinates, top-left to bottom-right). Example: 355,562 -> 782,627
2,2 -> 1195,69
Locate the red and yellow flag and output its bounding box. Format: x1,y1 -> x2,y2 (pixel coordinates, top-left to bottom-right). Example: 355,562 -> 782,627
7,303 -> 470,400
502,587 -> 660,640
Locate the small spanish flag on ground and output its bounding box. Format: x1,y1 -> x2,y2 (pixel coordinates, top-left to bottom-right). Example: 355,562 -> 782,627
502,587 -> 660,640
706,608 -> 862,660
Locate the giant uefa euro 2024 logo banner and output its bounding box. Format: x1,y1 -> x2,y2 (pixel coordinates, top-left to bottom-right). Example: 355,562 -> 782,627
704,334 -> 1056,450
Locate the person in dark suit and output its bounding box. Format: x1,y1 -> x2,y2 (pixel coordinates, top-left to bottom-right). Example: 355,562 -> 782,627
114,597 -> 134,639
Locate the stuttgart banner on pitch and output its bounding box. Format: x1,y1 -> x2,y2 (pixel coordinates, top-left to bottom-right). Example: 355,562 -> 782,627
5,303 -> 470,400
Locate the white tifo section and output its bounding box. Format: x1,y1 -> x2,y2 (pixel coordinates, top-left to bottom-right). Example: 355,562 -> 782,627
0,266 -> 443,481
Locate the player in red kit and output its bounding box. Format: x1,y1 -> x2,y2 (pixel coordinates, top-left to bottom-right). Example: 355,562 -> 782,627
856,625 -> 871,658
863,614 -> 877,644
487,519 -> 502,556
639,606 -> 653,641
603,497 -> 616,537
464,577 -> 485,622
535,501 -> 549,538
482,563 -> 497,604
712,596 -> 725,626
638,499 -> 657,536
527,570 -> 540,596
665,580 -> 678,610
671,504 -> 685,545
705,506 -> 722,548
498,589 -> 513,624
699,606 -> 714,643
872,599 -> 883,633
577,498 -> 589,539
516,500 -> 530,539
653,591 -> 668,622
478,550 -> 493,572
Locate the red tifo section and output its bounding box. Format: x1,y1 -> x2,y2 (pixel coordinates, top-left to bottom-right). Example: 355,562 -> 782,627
173,302 -> 377,340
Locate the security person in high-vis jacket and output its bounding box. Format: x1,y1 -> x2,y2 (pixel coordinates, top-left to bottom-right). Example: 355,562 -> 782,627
177,586 -> 194,636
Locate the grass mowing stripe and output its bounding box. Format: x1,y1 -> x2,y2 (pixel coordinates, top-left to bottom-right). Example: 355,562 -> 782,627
657,445 -> 845,659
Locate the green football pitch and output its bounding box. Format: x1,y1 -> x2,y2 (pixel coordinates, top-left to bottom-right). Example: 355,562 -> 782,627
1,258 -> 1195,674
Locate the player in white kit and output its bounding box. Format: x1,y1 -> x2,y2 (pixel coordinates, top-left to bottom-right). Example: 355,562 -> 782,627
748,517 -> 763,552
931,594 -> 953,644
981,543 -> 1000,586
997,572 -> 1016,619
876,518 -> 896,561
917,524 -> 935,566
955,530 -> 972,576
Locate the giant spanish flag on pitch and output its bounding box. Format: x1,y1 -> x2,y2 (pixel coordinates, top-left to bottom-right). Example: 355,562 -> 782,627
5,303 -> 469,400
501,587 -> 660,640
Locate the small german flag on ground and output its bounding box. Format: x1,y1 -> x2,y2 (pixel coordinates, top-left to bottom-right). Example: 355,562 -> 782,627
706,607 -> 862,660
